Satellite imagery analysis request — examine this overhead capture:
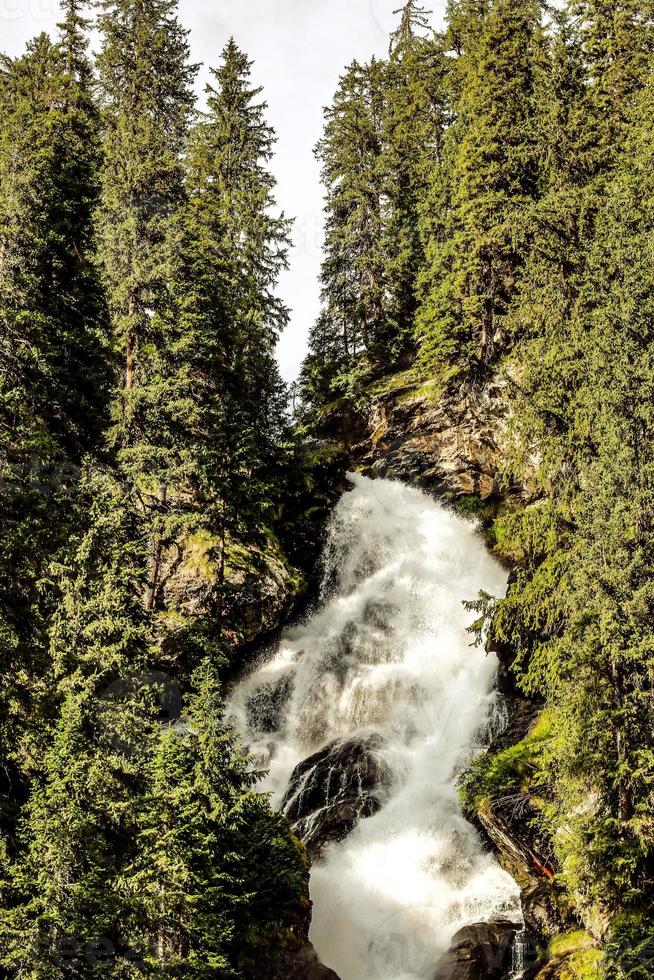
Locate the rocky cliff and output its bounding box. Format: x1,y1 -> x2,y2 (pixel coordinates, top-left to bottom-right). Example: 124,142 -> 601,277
356,378 -> 516,500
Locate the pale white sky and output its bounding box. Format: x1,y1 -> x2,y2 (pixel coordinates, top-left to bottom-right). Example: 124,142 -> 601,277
1,0 -> 446,381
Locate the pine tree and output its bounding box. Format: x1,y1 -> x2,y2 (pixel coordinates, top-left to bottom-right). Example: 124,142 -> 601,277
390,0 -> 433,48
1,18 -> 311,974
95,0 -> 196,445
0,468 -> 152,976
0,22 -> 109,460
571,0 -> 654,173
299,311 -> 351,408
417,0 -> 543,372
181,39 -> 292,514
124,664 -> 309,976
381,4 -> 448,360
0,6 -> 110,901
95,0 -> 197,633
550,70 -> 654,922
498,9 -> 589,487
140,38 -> 294,642
489,4 -> 654,945
303,59 -> 387,404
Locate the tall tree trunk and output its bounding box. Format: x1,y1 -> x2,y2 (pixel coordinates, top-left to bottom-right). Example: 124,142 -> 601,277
126,293 -> 136,391
145,486 -> 167,612
611,658 -> 633,823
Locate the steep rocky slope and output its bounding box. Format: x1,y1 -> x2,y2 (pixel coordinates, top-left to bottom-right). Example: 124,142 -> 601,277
307,375 -> 596,978
356,378 -> 517,500
227,374 -> 594,979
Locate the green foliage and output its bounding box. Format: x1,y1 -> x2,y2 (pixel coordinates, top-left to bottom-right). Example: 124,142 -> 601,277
3,0 -> 654,972
459,712 -> 552,814
0,4 -> 311,976
302,57 -> 387,405
302,0 -> 654,958
0,9 -> 112,911
604,915 -> 654,980
300,5 -> 450,410
488,65 -> 654,931
96,0 -> 196,449
417,0 -> 544,372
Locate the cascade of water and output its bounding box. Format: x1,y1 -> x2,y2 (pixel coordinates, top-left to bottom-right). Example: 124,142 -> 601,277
510,929 -> 529,978
228,474 -> 520,980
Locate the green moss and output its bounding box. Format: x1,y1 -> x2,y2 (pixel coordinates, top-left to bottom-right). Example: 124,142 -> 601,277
395,378 -> 445,405
567,949 -> 604,978
184,529 -> 220,580
548,931 -> 595,958
366,367 -> 419,395
365,362 -> 459,405
560,949 -> 604,980
459,711 -> 553,815
537,932 -> 604,979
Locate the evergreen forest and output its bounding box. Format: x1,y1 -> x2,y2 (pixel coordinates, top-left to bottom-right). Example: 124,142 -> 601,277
1,0 -> 654,976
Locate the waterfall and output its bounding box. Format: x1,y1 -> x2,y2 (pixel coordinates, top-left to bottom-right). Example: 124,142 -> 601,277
511,929 -> 529,978
228,474 -> 520,980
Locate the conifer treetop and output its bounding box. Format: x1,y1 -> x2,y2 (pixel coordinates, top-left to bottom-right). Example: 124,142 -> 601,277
57,0 -> 91,79
390,0 -> 433,55
96,0 -> 197,139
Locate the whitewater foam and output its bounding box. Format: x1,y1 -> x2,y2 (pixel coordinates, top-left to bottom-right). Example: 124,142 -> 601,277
228,473 -> 520,980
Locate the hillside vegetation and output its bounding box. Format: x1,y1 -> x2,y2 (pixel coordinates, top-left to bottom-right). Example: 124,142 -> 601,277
299,1 -> 654,973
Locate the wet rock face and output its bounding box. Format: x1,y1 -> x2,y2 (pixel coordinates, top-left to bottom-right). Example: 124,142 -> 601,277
353,379 -> 524,503
244,941 -> 341,980
432,920 -> 523,979
476,787 -> 556,893
281,734 -> 393,859
521,880 -> 571,943
246,673 -> 295,734
470,699 -> 573,943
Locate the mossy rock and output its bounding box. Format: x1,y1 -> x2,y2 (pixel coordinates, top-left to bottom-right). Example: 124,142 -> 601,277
525,931 -> 603,979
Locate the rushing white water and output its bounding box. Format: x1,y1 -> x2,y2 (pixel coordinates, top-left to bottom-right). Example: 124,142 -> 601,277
228,474 -> 520,980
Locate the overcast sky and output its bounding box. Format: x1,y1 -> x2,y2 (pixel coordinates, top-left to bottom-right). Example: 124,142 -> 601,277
1,0 -> 446,381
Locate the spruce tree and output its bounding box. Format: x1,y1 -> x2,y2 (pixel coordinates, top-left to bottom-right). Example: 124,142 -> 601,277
180,38 -> 292,517
381,4 -> 448,359
1,469 -> 152,977
95,0 -> 197,629
489,3 -> 654,948
142,38 -> 294,640
417,0 -> 543,372
2,15 -> 311,973
550,70 -> 654,925
95,0 -> 196,444
571,0 -> 654,173
124,665 -> 309,976
0,5 -> 110,905
0,22 -> 109,460
302,59 -> 387,404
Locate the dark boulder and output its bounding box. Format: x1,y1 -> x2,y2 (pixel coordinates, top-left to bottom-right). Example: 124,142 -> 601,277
281,733 -> 393,858
521,879 -> 572,942
432,920 -> 524,979
244,941 -> 341,980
